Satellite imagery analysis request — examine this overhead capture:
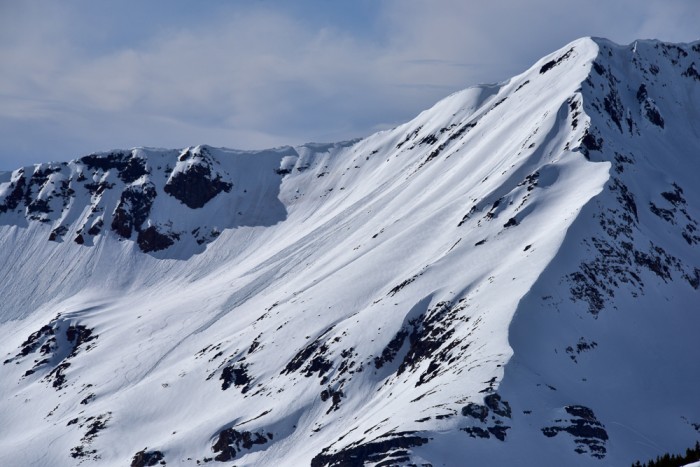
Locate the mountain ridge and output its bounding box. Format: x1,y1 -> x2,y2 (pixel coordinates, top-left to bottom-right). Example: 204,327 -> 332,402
0,37 -> 698,466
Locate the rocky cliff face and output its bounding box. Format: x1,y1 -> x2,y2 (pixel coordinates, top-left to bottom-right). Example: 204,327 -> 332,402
0,38 -> 698,467
0,145 -> 301,256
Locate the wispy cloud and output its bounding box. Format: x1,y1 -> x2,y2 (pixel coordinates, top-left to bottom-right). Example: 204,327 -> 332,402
0,0 -> 697,168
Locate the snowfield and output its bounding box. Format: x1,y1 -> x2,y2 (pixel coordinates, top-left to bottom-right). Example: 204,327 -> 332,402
0,37 -> 699,466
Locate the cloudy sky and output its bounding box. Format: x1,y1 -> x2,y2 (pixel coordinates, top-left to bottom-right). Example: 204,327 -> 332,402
1,0 -> 698,169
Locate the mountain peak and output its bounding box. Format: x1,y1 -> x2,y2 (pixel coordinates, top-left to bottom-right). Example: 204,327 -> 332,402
1,38 -> 698,467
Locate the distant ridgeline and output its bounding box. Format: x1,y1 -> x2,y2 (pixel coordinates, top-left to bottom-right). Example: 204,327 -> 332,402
0,145 -> 294,257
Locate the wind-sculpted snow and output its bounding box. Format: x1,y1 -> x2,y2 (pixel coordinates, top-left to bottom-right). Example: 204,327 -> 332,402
0,37 -> 699,466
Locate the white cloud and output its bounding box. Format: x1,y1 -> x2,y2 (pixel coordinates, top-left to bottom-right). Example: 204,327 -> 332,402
0,0 -> 698,168
634,0 -> 700,42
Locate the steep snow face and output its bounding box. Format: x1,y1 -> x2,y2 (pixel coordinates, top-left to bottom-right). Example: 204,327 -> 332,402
493,38 -> 700,467
0,37 -> 698,467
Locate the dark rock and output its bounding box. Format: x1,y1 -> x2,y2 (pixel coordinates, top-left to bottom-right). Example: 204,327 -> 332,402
87,219 -> 103,236
48,362 -> 71,389
396,126 -> 422,149
565,405 -> 596,421
419,122 -> 477,168
525,165 -> 543,189
8,318 -> 98,389
15,324 -> 54,358
84,415 -> 109,440
541,405 -> 608,459
374,329 -> 408,369
568,173 -> 689,315
650,202 -> 675,223
683,62 -> 700,81
515,80 -> 530,91
487,425 -> 510,441
394,301 -> 467,387
131,449 -> 165,467
661,184 -> 685,206
539,48 -> 574,74
462,427 -> 490,439
283,340 -> 321,374
120,157 -> 149,184
611,178 -> 638,223
636,84 -> 648,102
164,163 -> 232,209
66,325 -> 97,357
26,167 -> 62,208
633,247 -> 673,281
485,199 -> 501,220
70,445 -> 96,459
220,363 -> 251,392
603,87 -> 624,132
388,275 -> 419,296
503,217 -> 518,228
49,226 -> 68,242
637,84 -> 665,128
311,432 -> 429,467
644,103 -> 665,128
80,393 -> 95,405
484,393 -> 512,418
458,205 -> 479,226
282,327 -> 336,379
592,62 -> 606,76
566,338 -> 598,362
320,386 -> 345,414
419,134 -> 438,145
111,183 -> 157,239
80,152 -> 148,183
306,352 -> 333,378
684,268 -> 700,289
0,169 -> 27,213
27,198 -> 52,215
581,130 -> 603,154
84,181 -> 114,196
137,226 -> 176,253
492,97 -> 507,108
461,403 -> 489,422
248,336 -> 261,354
212,428 -> 270,462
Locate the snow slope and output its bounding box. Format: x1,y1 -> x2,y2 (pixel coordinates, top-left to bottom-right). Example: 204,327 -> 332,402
0,37 -> 698,466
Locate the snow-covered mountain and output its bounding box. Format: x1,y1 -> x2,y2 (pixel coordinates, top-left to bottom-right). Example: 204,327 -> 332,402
1,37 -> 698,467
